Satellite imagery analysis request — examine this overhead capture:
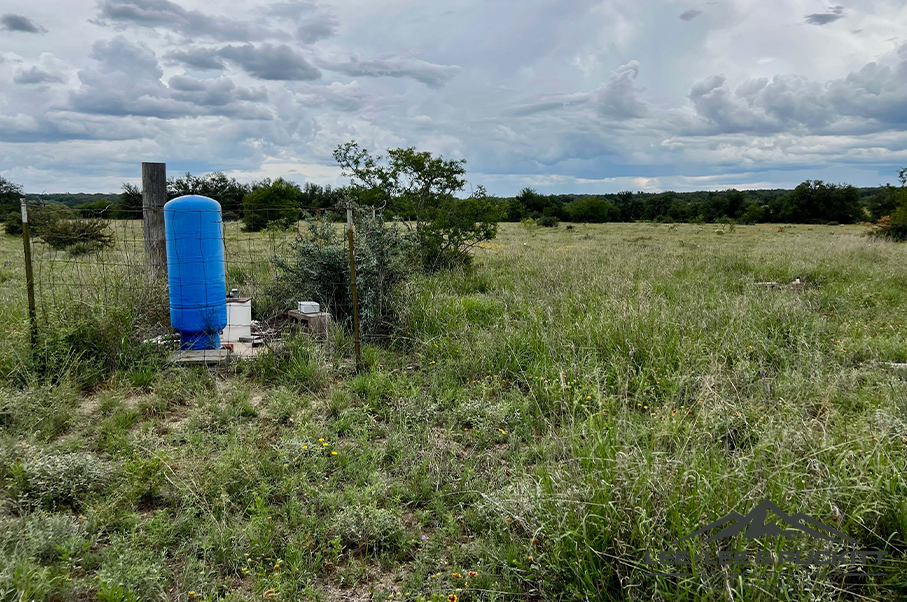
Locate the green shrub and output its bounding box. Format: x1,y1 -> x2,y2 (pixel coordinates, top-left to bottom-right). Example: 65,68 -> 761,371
273,209 -> 414,340
21,512 -> 89,563
38,217 -> 114,256
536,215 -> 559,227
3,206 -> 71,237
870,206 -> 907,241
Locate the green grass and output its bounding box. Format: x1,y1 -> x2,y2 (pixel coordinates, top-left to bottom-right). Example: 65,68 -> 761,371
0,222 -> 906,600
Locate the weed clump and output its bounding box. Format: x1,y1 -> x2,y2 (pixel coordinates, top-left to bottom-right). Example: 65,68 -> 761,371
333,505 -> 407,554
14,451 -> 111,511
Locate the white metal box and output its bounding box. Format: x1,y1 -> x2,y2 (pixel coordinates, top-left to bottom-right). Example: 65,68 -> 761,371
297,301 -> 320,314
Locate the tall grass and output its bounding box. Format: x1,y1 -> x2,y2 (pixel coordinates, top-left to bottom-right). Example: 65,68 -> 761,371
0,222 -> 904,601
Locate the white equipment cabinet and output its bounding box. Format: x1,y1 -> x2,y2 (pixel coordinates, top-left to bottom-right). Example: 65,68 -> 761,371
223,298 -> 252,342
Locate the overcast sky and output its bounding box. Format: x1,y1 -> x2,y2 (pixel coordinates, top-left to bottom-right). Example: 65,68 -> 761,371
1,0 -> 906,195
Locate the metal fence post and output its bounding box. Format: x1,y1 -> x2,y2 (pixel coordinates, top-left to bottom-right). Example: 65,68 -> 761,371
20,198 -> 37,352
346,206 -> 363,372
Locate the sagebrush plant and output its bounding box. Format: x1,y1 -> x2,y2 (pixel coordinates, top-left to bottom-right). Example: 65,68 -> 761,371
272,207 -> 415,340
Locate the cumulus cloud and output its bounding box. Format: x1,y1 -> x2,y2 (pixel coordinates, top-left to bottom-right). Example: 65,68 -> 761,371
679,9 -> 702,21
69,36 -> 274,119
687,49 -> 907,135
0,13 -> 46,33
805,6 -> 845,25
594,60 -> 648,119
165,44 -> 321,80
319,57 -> 459,88
14,66 -> 65,85
95,0 -> 284,41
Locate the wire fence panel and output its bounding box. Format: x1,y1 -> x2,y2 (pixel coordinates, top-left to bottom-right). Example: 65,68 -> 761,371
23,202 -> 354,351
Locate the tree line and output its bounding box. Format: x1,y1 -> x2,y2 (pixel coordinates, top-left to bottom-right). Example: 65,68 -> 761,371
499,181 -> 901,226
3,154 -> 907,236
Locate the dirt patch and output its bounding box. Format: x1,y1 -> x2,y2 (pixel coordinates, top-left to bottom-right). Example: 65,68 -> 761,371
317,569 -> 402,602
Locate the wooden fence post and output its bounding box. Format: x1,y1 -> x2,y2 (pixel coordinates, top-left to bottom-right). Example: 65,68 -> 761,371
142,162 -> 167,280
20,198 -> 37,352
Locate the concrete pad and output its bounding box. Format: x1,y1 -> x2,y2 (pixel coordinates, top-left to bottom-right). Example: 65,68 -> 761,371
169,348 -> 231,365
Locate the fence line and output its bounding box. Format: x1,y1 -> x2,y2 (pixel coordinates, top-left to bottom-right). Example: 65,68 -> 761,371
20,201 -> 369,370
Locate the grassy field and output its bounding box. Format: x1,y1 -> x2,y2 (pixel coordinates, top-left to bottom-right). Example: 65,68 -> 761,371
1,221 -> 906,601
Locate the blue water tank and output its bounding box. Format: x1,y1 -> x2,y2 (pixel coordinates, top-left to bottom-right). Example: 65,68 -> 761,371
164,195 -> 227,350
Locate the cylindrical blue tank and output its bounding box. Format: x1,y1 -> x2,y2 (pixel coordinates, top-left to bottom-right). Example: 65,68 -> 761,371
164,195 -> 227,350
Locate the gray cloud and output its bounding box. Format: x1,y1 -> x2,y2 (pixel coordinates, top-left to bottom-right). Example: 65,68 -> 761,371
14,66 -> 65,84
319,57 -> 459,88
164,48 -> 225,71
594,60 -> 648,119
510,92 -> 591,116
267,1 -> 339,43
297,14 -> 339,43
679,9 -> 703,21
805,6 -> 845,25
218,44 -> 320,80
687,74 -> 779,133
168,75 -> 269,106
293,81 -> 367,112
166,44 -> 320,80
0,13 -> 46,33
95,0 -> 284,41
4,0 -> 907,195
69,36 -> 274,119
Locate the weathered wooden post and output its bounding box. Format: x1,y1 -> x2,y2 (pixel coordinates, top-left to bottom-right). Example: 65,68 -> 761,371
142,162 -> 167,280
19,198 -> 37,352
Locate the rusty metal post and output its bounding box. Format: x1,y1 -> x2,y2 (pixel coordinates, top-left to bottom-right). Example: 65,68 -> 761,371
346,207 -> 363,372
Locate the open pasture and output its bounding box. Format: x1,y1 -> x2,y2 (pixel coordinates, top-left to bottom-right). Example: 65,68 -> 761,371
0,222 -> 905,601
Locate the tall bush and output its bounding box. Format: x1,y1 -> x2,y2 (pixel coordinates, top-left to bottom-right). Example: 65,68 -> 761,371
333,141 -> 500,270
272,209 -> 414,340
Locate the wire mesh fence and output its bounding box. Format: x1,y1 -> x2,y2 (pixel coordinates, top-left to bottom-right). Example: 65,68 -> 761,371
21,201 -> 363,361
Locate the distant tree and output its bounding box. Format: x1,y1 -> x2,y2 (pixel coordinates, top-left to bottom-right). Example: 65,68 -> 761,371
74,182 -> 141,219
333,141 -> 501,270
870,168 -> 907,240
300,182 -> 344,209
566,196 -> 620,222
168,172 -> 250,218
0,175 -> 24,220
778,180 -> 864,224
241,178 -> 302,232
119,183 -> 143,217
